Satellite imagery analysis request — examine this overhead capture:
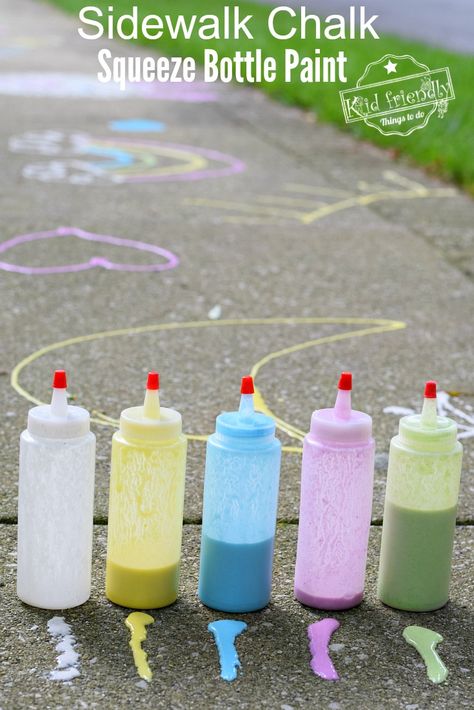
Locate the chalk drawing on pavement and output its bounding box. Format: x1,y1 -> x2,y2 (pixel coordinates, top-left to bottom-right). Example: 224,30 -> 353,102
384,390 -> 474,440
109,119 -> 166,133
185,171 -> 456,225
11,317 -> 406,454
0,37 -> 63,59
9,130 -> 246,185
0,227 -> 179,275
0,72 -> 218,102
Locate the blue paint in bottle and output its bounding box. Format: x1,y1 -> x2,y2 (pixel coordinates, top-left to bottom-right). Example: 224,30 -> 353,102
198,376 -> 281,613
200,536 -> 274,612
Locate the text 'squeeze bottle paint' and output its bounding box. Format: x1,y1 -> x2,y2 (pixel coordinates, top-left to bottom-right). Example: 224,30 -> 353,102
198,376 -> 281,612
294,372 -> 375,610
106,372 -> 187,609
17,370 -> 96,609
377,381 -> 463,611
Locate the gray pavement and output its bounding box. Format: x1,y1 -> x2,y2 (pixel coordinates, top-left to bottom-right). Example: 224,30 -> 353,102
0,0 -> 473,707
0,526 -> 473,709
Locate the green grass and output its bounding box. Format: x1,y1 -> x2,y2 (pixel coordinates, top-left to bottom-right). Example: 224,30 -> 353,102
48,0 -> 474,191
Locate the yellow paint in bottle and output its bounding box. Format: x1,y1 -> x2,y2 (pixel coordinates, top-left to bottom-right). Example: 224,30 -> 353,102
106,372 -> 187,609
125,611 -> 154,681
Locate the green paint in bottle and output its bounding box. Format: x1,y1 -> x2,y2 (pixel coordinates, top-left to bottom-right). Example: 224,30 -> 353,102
378,381 -> 462,611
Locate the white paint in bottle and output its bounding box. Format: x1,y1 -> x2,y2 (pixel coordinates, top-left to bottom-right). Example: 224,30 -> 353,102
17,370 -> 95,609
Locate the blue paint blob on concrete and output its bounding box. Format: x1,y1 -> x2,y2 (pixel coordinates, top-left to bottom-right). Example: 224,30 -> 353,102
208,620 -> 247,681
109,119 -> 166,133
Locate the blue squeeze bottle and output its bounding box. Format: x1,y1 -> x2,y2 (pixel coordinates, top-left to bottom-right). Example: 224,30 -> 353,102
198,376 -> 282,612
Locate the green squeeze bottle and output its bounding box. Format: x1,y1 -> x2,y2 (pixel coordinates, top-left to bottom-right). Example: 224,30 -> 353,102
378,381 -> 463,611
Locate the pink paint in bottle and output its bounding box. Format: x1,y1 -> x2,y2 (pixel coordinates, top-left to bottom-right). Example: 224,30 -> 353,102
294,372 -> 375,610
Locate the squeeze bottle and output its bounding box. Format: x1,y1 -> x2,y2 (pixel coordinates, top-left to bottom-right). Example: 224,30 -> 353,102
294,372 -> 375,610
377,381 -> 463,611
17,370 -> 96,609
198,376 -> 281,612
106,372 -> 187,609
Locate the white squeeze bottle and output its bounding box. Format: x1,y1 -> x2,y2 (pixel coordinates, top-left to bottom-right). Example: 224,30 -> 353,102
17,370 -> 96,609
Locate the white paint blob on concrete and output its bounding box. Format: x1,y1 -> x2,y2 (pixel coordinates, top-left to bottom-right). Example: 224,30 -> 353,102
208,304 -> 222,320
383,406 -> 415,416
47,616 -> 80,681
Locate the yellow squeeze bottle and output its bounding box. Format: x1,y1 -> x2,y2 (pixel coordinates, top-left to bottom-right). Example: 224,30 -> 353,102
106,372 -> 187,608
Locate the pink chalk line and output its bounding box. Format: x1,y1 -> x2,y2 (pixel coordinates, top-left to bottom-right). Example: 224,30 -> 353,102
0,227 -> 179,275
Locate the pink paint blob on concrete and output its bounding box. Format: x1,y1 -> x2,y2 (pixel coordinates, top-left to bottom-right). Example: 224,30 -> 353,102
0,227 -> 179,275
307,618 -> 340,681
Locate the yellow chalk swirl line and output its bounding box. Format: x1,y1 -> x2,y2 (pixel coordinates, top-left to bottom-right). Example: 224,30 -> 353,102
10,317 -> 405,451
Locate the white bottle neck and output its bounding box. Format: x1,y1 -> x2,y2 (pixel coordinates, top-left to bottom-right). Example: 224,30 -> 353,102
50,388 -> 68,418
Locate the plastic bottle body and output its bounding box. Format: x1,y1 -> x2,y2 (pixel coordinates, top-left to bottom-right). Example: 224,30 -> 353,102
378,435 -> 462,611
199,432 -> 281,612
17,430 -> 96,609
294,436 -> 375,610
106,431 -> 187,609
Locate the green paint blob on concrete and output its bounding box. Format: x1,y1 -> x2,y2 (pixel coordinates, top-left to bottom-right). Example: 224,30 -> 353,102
403,625 -> 448,684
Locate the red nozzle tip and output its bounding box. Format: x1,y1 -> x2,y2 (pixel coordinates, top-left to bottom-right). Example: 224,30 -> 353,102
147,372 -> 160,390
52,370 -> 67,389
338,372 -> 352,391
424,380 -> 437,398
241,376 -> 254,395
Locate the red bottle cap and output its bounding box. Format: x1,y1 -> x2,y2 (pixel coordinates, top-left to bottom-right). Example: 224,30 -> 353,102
424,380 -> 437,398
147,372 -> 160,390
241,376 -> 254,395
338,372 -> 352,391
52,370 -> 67,389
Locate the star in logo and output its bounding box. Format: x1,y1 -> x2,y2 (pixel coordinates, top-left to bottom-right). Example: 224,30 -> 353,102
384,60 -> 397,74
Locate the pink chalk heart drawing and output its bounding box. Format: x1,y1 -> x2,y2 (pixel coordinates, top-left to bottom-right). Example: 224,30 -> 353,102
0,227 -> 179,275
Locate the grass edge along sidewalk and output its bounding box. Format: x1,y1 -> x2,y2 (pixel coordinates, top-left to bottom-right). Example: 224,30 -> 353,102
48,0 -> 474,193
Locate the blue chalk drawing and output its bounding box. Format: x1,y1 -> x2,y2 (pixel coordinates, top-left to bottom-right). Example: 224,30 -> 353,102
208,620 -> 248,682
109,119 -> 166,133
86,145 -> 134,170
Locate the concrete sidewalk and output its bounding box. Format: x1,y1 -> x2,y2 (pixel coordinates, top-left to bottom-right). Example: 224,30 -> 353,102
0,525 -> 473,709
0,0 -> 473,707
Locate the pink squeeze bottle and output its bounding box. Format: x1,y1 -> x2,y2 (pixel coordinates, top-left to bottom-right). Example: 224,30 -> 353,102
294,373 -> 375,610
